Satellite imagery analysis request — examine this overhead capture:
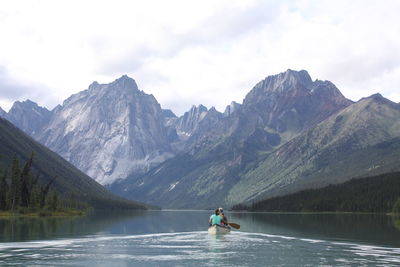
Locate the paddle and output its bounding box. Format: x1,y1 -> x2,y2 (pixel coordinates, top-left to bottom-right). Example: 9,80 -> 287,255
228,222 -> 240,229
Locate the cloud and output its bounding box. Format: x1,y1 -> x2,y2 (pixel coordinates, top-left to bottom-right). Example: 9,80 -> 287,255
0,66 -> 56,111
0,0 -> 399,115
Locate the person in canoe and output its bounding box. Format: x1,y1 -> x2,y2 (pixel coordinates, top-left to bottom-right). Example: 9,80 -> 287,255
219,207 -> 228,226
209,208 -> 222,226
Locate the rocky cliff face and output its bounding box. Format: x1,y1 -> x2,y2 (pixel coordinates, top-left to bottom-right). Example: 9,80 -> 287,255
223,101 -> 241,117
242,69 -> 353,136
174,104 -> 209,140
113,69 -> 359,208
180,69 -> 352,153
4,100 -> 52,135
0,107 -> 6,118
36,75 -> 174,185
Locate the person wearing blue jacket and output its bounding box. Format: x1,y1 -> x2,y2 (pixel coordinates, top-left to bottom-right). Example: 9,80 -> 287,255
209,208 -> 222,226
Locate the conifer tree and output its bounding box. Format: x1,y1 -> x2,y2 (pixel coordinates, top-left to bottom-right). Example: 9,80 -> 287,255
0,171 -> 8,210
10,157 -> 21,211
40,176 -> 57,208
47,191 -> 59,211
20,153 -> 34,207
68,192 -> 77,209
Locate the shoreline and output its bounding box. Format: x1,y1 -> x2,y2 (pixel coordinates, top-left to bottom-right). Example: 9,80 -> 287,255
0,209 -> 86,218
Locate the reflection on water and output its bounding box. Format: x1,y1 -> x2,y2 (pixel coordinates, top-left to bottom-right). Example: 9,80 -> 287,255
0,211 -> 399,266
230,212 -> 400,247
393,215 -> 400,232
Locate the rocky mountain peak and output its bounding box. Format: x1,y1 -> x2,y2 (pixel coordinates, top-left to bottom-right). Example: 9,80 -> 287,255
37,77 -> 174,185
362,93 -> 384,101
87,75 -> 139,94
112,74 -> 138,89
357,93 -> 399,111
174,104 -> 209,139
162,109 -> 177,118
88,81 -> 100,90
6,99 -> 52,135
260,69 -> 312,93
241,69 -> 352,135
224,101 -> 241,117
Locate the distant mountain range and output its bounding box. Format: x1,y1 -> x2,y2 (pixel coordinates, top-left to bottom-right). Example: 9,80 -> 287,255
1,69 -> 399,209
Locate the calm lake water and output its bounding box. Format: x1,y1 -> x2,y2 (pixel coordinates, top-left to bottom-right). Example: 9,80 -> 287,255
1,210 -> 400,266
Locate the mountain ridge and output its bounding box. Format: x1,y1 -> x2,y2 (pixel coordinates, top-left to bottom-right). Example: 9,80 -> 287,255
2,69 -> 399,209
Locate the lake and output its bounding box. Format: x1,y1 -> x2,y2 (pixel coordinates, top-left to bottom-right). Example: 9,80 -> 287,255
1,210 -> 400,266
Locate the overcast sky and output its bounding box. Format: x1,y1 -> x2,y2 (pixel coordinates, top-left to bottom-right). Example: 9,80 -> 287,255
0,0 -> 399,115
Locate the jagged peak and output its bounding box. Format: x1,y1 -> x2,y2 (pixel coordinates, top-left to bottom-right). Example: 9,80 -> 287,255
224,101 -> 242,116
162,109 -> 176,118
252,69 -> 313,94
208,106 -> 218,113
10,99 -> 49,112
275,69 -> 312,86
88,81 -> 100,90
87,75 -> 139,92
112,74 -> 137,85
189,104 -> 208,113
18,99 -> 37,106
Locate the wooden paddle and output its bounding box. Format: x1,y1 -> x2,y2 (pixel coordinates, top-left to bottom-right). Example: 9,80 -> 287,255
228,222 -> 240,229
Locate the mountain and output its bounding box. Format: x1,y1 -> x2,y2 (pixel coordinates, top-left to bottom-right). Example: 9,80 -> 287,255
35,75 -> 175,185
112,70 -> 358,208
0,106 -> 6,118
174,104 -> 209,140
239,69 -> 352,140
223,101 -> 241,117
0,117 -> 148,210
5,100 -> 52,135
226,94 -> 400,205
5,69 -> 399,210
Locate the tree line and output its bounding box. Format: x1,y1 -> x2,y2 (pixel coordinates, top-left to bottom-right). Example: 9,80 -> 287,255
0,154 -> 84,214
232,172 -> 400,214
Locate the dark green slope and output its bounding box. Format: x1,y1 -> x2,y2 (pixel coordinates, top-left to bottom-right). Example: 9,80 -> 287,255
0,118 -> 148,210
240,171 -> 400,213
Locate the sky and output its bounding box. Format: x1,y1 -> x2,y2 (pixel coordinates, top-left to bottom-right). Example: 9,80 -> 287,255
0,0 -> 399,115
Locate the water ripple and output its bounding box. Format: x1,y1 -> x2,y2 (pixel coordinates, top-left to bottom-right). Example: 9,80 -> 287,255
0,231 -> 399,266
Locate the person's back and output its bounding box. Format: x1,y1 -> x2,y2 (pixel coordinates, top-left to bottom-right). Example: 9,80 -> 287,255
209,209 -> 222,226
210,214 -> 222,225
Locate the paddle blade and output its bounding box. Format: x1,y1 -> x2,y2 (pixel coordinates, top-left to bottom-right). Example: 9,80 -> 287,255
228,222 -> 240,229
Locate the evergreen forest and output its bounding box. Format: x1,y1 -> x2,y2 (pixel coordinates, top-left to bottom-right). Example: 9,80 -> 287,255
0,154 -> 86,215
233,172 -> 400,214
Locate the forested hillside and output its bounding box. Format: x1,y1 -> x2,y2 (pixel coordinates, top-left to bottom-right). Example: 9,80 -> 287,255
0,117 -> 149,210
234,172 -> 400,213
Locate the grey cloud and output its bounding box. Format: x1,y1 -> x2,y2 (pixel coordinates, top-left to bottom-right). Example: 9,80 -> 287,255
97,45 -> 157,76
95,1 -> 284,78
0,66 -> 55,110
178,1 -> 282,46
0,67 -> 32,100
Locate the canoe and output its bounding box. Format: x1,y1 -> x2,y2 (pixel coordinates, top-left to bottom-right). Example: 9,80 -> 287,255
208,224 -> 231,235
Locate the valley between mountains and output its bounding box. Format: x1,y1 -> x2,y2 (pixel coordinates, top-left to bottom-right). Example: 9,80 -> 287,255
1,69 -> 399,209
